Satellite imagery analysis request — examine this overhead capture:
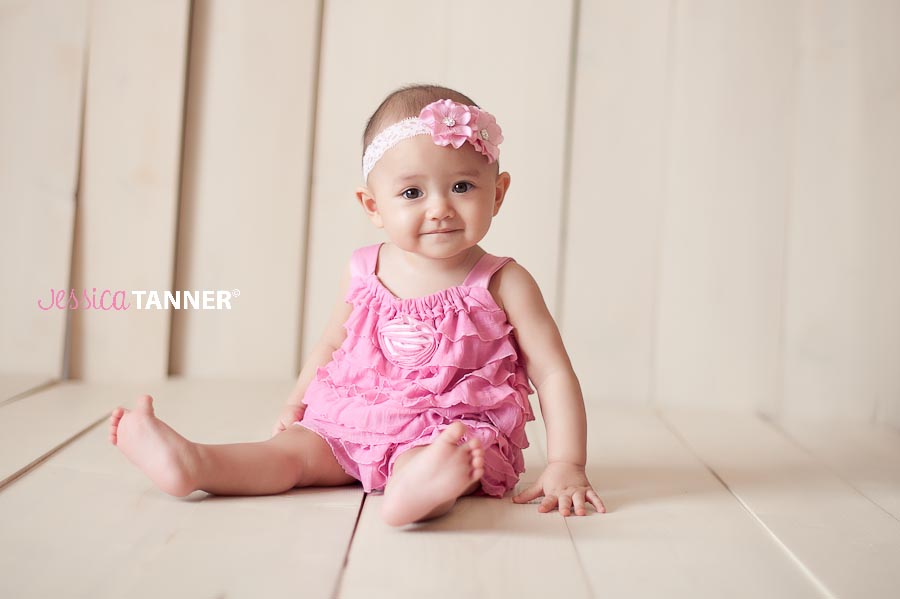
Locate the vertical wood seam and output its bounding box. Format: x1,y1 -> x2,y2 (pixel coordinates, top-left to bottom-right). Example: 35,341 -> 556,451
773,0 -> 803,423
554,0 -> 581,328
295,0 -> 327,375
63,1 -> 93,382
649,0 -> 679,407
167,0 -> 195,377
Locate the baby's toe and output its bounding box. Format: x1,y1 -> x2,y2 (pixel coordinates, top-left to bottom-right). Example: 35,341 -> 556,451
471,452 -> 484,469
136,394 -> 155,415
109,407 -> 129,443
439,421 -> 467,445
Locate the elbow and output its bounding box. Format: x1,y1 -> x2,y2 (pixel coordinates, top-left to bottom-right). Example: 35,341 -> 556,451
530,365 -> 573,391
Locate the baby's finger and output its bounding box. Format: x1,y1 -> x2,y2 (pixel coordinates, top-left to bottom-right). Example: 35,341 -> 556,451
572,491 -> 587,516
558,494 -> 573,516
587,489 -> 607,513
512,483 -> 543,504
538,494 -> 558,513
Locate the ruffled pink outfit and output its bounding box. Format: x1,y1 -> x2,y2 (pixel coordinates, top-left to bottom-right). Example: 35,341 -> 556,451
295,243 -> 535,497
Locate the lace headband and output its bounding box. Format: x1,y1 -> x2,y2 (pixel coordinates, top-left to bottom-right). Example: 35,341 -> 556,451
362,99 -> 503,181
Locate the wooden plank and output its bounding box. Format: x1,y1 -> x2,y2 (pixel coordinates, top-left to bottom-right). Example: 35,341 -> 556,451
0,0 -> 87,377
303,0 -> 575,358
663,407 -> 900,598
68,0 -> 189,380
169,0 -> 320,378
338,418 -> 593,599
655,0 -> 796,412
0,379 -> 363,599
0,377 -> 296,487
771,415 -> 900,520
569,405 -> 817,597
0,375 -> 54,405
859,1 -> 900,431
561,0 -> 669,405
0,380 -> 123,486
782,0 -> 900,424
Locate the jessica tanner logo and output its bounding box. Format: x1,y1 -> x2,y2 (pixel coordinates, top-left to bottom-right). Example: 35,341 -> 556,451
37,288 -> 241,311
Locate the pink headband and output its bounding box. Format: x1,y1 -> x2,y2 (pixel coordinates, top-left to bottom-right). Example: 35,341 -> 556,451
362,99 -> 504,181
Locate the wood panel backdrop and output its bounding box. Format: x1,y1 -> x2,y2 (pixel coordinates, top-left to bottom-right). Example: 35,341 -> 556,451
1,0 -> 898,429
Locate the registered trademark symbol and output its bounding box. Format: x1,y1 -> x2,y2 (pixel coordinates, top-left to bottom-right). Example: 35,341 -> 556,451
232,289 -> 240,297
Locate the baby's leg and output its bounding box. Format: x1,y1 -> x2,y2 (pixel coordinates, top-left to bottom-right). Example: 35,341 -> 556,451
109,395 -> 356,497
381,422 -> 485,527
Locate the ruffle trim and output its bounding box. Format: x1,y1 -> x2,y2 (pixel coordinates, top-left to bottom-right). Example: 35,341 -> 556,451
343,297 -> 513,345
340,275 -> 524,373
345,274 -> 508,320
332,331 -> 523,375
315,349 -> 533,410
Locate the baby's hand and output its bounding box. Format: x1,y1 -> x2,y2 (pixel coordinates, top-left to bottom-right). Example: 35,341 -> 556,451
512,462 -> 606,516
271,403 -> 307,438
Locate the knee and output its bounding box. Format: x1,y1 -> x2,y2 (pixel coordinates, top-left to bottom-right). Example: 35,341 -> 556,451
267,432 -> 308,483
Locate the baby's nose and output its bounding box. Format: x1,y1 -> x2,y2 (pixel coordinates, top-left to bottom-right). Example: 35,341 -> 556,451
426,194 -> 455,219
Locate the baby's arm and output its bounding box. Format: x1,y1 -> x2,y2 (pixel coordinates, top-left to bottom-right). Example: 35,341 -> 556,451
494,262 -> 605,515
272,262 -> 353,436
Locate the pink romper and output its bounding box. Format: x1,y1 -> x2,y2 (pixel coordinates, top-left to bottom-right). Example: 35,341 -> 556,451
295,242 -> 536,497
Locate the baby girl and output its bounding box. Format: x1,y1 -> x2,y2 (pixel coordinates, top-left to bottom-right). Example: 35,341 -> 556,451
109,83 -> 606,527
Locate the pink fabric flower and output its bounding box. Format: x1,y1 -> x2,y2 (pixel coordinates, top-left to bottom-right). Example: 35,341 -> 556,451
378,313 -> 438,368
419,99 -> 473,149
469,106 -> 503,163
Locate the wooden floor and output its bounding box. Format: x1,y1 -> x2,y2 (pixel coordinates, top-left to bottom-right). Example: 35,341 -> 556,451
0,378 -> 898,598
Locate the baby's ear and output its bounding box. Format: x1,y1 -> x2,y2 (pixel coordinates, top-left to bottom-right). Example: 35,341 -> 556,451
355,186 -> 383,228
493,171 -> 511,216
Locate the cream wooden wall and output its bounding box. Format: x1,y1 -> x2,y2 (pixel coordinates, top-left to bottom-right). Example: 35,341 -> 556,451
169,0 -> 319,378
69,0 -> 189,381
0,0 -> 87,398
1,0 -> 898,429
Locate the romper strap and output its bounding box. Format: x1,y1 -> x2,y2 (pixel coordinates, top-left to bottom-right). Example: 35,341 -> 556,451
463,254 -> 515,288
350,243 -> 381,278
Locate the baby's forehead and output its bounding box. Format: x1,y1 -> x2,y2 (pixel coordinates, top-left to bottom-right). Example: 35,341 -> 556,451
384,134 -> 490,171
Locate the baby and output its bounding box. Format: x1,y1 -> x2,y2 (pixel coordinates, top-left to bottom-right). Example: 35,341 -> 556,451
109,83 -> 606,527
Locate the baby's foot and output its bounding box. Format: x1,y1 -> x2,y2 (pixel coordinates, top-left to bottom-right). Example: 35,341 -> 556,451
109,395 -> 198,497
381,422 -> 484,527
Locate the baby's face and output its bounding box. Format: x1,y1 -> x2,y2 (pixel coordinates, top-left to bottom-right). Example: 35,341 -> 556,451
360,135 -> 509,260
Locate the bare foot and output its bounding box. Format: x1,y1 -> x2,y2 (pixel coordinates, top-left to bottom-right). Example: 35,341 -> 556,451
109,395 -> 198,497
381,422 -> 485,527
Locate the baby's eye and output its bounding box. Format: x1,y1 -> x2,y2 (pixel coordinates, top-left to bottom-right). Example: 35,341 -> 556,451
452,182 -> 473,193
402,188 -> 423,200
